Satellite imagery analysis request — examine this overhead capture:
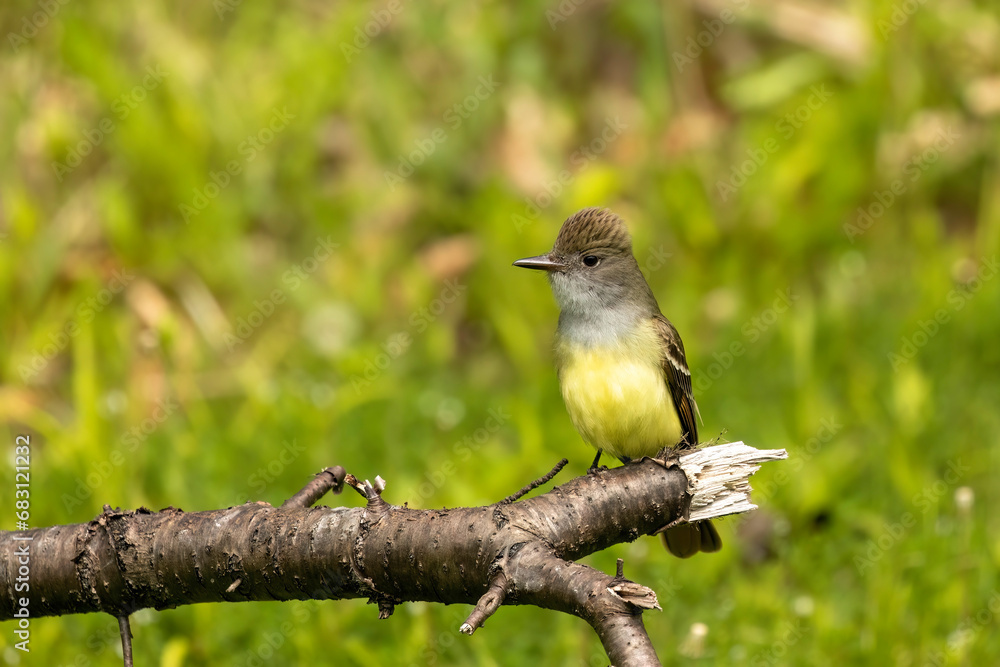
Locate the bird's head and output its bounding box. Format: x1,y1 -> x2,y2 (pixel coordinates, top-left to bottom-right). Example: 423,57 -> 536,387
513,207 -> 654,315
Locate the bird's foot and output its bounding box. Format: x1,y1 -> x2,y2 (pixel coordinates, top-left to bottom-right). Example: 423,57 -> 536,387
587,449 -> 604,475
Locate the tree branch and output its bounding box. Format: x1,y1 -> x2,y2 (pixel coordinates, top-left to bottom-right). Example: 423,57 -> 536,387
0,442 -> 786,666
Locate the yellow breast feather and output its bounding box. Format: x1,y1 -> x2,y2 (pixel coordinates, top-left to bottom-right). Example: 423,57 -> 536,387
554,320 -> 682,460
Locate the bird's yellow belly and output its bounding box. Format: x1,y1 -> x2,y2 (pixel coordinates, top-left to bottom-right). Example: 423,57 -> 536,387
556,342 -> 682,460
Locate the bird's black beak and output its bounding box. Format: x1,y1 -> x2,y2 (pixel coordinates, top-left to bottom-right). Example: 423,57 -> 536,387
512,254 -> 567,272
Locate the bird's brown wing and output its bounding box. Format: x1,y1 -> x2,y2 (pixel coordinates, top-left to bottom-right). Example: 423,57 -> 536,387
654,315 -> 721,558
653,315 -> 699,448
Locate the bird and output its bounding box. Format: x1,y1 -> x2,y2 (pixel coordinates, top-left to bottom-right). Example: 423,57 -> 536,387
513,206 -> 721,558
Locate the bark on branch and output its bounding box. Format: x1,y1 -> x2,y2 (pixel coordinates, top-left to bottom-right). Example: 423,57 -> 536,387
0,442 -> 786,666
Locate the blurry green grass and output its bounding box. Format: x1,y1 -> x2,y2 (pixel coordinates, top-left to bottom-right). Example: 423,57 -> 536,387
2,0 -> 1000,664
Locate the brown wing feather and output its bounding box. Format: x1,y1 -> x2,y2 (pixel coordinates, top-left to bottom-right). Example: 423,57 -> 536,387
655,316 -> 721,557
654,315 -> 699,448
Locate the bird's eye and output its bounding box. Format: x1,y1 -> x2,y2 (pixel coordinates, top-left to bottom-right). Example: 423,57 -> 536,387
583,255 -> 600,267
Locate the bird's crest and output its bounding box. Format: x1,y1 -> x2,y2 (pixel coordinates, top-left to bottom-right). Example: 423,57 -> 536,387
553,207 -> 632,256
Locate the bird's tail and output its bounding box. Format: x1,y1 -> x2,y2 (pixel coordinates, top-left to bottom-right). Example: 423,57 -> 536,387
662,520 -> 722,559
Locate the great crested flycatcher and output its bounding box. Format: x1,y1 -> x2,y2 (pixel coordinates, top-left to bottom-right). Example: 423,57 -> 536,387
513,207 -> 721,558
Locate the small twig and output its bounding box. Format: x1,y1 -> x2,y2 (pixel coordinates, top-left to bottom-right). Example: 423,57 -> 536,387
502,458 -> 569,504
282,466 -> 347,508
377,599 -> 394,620
344,473 -> 390,514
117,614 -> 133,667
653,514 -> 687,535
460,572 -> 509,635
344,474 -> 369,499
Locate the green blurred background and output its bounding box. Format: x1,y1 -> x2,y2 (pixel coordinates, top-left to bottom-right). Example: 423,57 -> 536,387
2,0 -> 999,664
